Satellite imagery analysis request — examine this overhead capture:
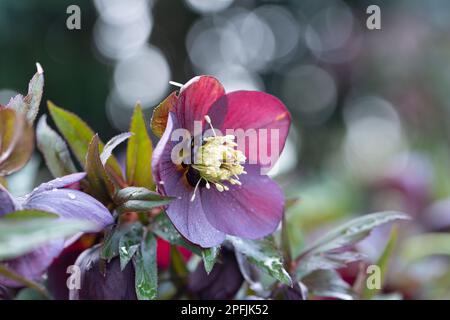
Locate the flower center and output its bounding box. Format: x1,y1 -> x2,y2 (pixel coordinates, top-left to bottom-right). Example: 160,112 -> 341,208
189,116 -> 247,201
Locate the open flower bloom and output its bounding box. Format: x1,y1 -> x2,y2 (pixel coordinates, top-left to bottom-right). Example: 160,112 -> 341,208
0,173 -> 113,287
152,76 -> 291,247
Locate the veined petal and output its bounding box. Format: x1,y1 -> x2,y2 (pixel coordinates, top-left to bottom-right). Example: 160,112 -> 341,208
23,189 -> 113,232
0,241 -> 64,288
30,172 -> 87,195
174,76 -> 225,133
152,115 -> 225,248
152,114 -> 177,192
201,165 -> 284,239
209,91 -> 291,169
166,183 -> 225,248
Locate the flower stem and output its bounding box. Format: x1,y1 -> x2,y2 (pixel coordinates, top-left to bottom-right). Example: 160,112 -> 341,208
0,264 -> 51,299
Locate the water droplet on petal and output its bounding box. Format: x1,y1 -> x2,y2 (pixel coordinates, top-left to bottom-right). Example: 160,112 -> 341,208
68,192 -> 76,200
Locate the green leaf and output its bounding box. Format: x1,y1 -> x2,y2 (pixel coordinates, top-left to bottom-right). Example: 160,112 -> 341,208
3,210 -> 58,220
14,287 -> 48,300
36,115 -> 77,178
363,225 -> 398,299
299,211 -> 408,259
48,101 -> 123,181
85,134 -> 115,204
7,63 -> 44,123
170,245 -> 189,281
115,187 -> 174,213
101,132 -> 132,166
202,246 -> 220,274
0,217 -> 94,260
0,265 -> 49,299
296,211 -> 408,278
127,104 -> 154,189
297,251 -> 364,279
281,213 -> 292,269
117,201 -> 171,213
101,223 -> 138,262
302,269 -> 355,300
133,231 -> 157,300
119,224 -> 143,271
152,213 -> 201,255
115,187 -> 174,203
228,235 -> 292,286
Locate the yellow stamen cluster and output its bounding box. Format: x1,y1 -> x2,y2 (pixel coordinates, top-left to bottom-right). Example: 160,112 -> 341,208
192,134 -> 246,193
189,115 -> 247,202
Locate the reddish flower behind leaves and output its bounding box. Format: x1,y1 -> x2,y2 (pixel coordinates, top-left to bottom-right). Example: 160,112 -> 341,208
152,76 -> 291,248
156,238 -> 192,270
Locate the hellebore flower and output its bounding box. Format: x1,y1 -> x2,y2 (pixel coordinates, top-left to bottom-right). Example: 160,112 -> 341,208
69,245 -> 137,300
188,248 -> 244,299
47,235 -> 96,300
0,173 -> 114,287
157,237 -> 192,270
152,76 -> 291,247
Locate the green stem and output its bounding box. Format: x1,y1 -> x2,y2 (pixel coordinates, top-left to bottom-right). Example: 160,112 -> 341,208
0,264 -> 51,299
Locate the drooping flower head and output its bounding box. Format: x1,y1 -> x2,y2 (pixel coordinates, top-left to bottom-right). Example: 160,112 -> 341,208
0,173 -> 113,287
152,76 -> 291,247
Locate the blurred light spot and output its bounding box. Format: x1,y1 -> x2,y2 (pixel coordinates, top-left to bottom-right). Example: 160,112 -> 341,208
281,65 -> 337,125
268,128 -> 299,177
254,5 -> 301,62
425,199 -> 450,231
105,89 -> 135,131
343,97 -> 406,181
187,9 -> 276,73
184,0 -> 233,14
213,66 -> 264,92
94,0 -> 151,25
222,11 -> 276,71
304,1 -> 355,63
93,14 -> 152,61
113,45 -> 170,108
187,24 -> 225,73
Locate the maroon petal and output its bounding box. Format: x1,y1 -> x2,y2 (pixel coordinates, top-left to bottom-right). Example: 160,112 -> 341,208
0,241 -> 64,288
174,76 -> 225,133
201,165 -> 284,239
209,91 -> 291,169
152,115 -> 225,248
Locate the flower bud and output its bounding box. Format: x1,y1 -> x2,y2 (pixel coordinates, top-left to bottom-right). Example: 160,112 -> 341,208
69,245 -> 137,300
188,249 -> 243,299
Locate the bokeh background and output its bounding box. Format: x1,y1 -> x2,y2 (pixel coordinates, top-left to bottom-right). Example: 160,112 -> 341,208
2,0 -> 450,299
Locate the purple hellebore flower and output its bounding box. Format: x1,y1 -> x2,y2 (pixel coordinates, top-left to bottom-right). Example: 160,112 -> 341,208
188,248 -> 244,299
69,245 -> 137,300
0,172 -> 114,287
152,76 -> 291,248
